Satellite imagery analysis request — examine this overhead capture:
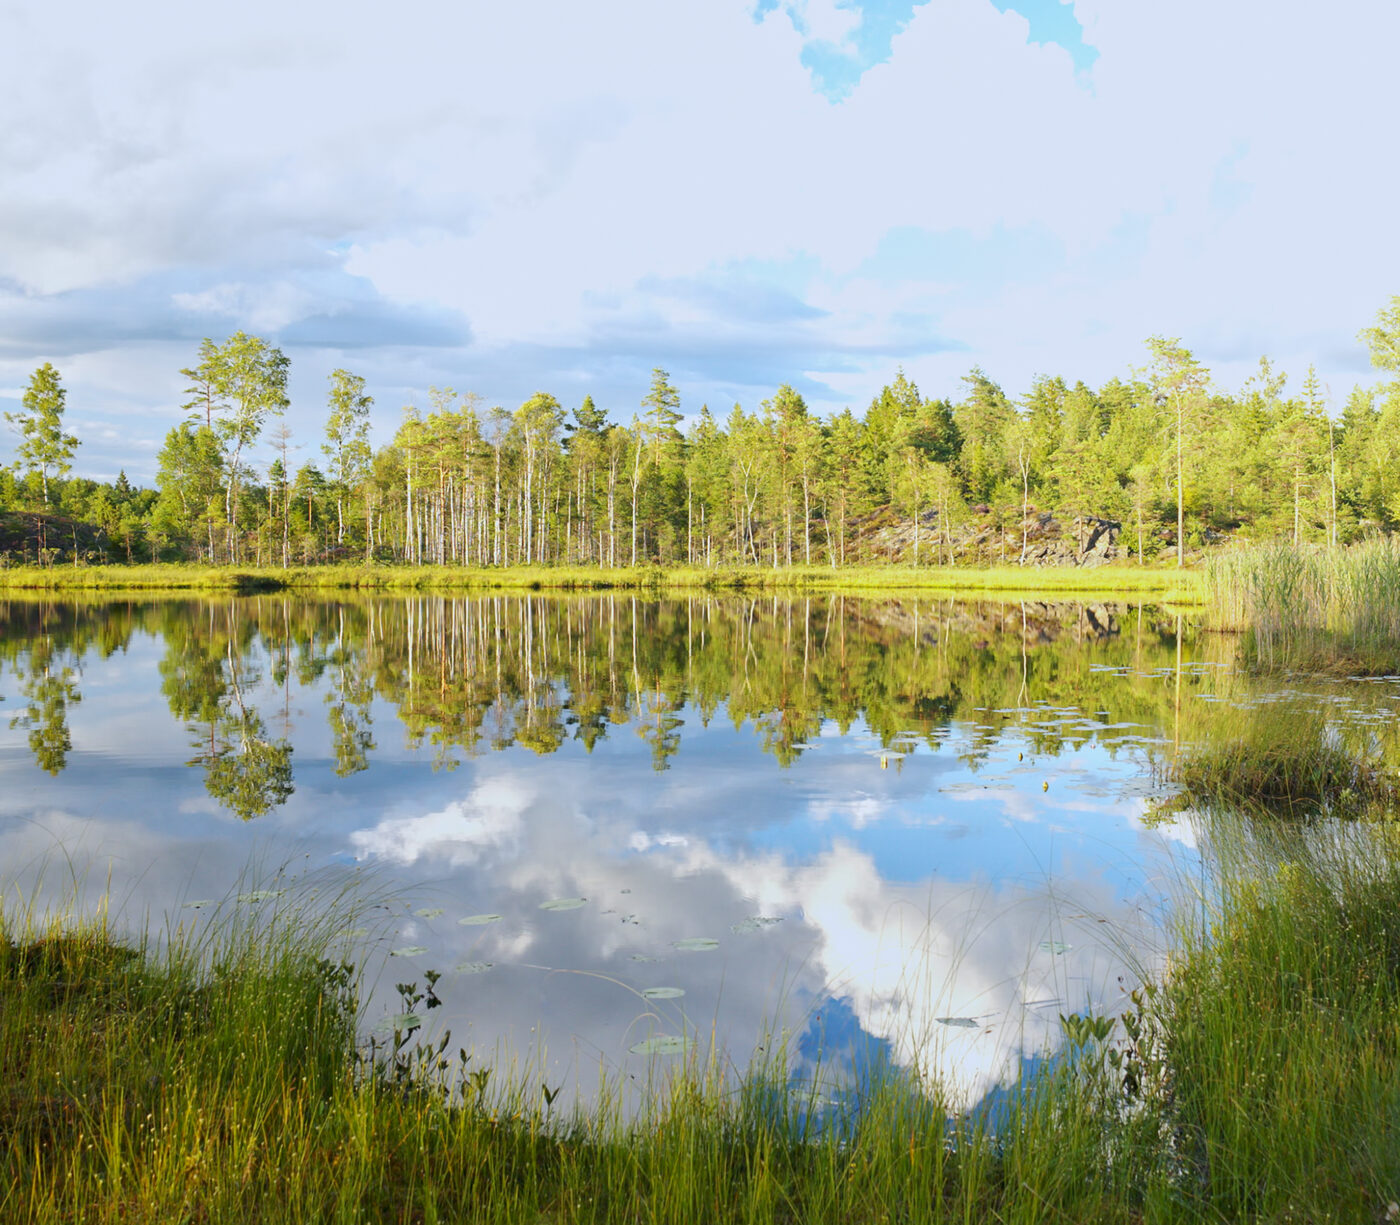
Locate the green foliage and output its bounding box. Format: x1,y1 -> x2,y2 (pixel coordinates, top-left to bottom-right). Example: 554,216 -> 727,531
22,300 -> 1400,570
1207,540 -> 1400,673
6,363 -> 78,507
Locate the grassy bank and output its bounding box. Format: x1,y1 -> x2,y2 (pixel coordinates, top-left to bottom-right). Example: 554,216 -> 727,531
1207,540 -> 1400,672
0,560 -> 1204,601
6,839 -> 1400,1224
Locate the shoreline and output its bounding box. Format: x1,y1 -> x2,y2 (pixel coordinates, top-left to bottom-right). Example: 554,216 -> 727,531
0,560 -> 1206,602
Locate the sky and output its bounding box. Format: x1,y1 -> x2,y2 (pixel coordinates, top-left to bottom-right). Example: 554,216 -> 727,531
1,0 -> 1397,482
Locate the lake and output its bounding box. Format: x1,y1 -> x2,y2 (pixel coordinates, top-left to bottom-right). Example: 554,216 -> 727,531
0,593 -> 1229,1111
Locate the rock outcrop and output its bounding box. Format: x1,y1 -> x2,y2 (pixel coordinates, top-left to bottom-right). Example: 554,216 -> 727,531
852,506 -> 1125,567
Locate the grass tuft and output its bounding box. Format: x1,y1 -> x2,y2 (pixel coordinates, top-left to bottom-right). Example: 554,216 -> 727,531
1165,699 -> 1400,816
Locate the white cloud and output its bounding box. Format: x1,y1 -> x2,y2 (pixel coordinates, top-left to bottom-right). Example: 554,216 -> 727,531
173,282 -> 321,333
349,775 -> 533,865
2,0 -> 1397,473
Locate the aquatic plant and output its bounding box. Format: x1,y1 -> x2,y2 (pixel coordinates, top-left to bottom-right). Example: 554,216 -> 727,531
1165,697 -> 1398,816
1208,539 -> 1400,673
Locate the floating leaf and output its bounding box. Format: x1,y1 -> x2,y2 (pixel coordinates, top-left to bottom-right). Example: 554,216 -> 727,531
182,900 -> 214,910
673,938 -> 719,952
629,954 -> 662,963
540,897 -> 587,911
458,914 -> 503,926
341,928 -> 369,939
731,916 -> 783,934
416,907 -> 446,919
390,945 -> 429,958
237,889 -> 283,903
642,986 -> 685,1000
936,1017 -> 979,1028
629,1035 -> 692,1056
1039,941 -> 1072,955
375,1012 -> 423,1033
455,961 -> 494,975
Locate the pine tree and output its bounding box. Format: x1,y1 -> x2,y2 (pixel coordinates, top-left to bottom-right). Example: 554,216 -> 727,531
7,363 -> 78,507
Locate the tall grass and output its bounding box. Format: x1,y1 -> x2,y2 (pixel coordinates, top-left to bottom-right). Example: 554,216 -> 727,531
6,848 -> 1400,1223
1208,539 -> 1400,672
1164,697 -> 1398,817
1157,817 -> 1400,1222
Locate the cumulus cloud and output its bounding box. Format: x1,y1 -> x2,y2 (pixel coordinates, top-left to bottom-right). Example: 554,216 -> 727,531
1,0 -> 1396,479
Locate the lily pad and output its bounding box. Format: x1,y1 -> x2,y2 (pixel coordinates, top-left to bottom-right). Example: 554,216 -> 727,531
458,913 -> 503,926
629,1034 -> 692,1056
416,907 -> 446,919
1038,941 -> 1072,955
731,916 -> 783,934
936,1017 -> 979,1028
182,899 -> 214,910
341,928 -> 369,939
629,954 -> 662,963
540,897 -> 587,911
673,937 -> 719,952
455,961 -> 494,975
375,1012 -> 423,1033
389,945 -> 429,958
642,986 -> 685,1000
237,889 -> 283,903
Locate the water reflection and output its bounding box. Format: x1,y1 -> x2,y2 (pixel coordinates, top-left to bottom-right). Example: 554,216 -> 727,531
0,593 -> 1221,1109
0,594 -> 1204,801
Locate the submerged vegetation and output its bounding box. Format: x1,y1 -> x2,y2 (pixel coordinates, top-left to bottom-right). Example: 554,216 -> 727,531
7,824 -> 1400,1223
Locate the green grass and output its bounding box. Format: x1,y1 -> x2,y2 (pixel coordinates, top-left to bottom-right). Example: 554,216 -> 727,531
7,842 -> 1400,1223
1164,698 -> 1400,817
1207,540 -> 1400,673
0,559 -> 1205,600
1157,820 -> 1400,1222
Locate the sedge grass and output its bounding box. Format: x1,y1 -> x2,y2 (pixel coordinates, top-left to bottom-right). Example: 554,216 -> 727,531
1164,697 -> 1400,817
6,844 -> 1400,1223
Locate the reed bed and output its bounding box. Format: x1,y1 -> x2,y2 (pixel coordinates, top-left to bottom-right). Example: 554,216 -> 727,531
1165,698 -> 1399,817
1208,539 -> 1400,672
6,840 -> 1400,1223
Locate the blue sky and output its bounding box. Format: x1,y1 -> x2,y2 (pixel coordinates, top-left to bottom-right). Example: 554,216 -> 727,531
0,0 -> 1396,481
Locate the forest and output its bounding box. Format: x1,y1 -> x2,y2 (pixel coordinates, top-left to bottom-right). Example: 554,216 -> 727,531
3,297 -> 1400,568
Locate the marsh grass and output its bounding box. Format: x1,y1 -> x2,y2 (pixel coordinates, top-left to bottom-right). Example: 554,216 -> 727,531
0,560 -> 1203,600
6,848 -> 1400,1224
1157,818 -> 1400,1222
1165,698 -> 1399,817
1208,540 -> 1400,673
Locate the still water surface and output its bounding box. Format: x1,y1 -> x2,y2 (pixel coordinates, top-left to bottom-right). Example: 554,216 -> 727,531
1,594 -> 1216,1108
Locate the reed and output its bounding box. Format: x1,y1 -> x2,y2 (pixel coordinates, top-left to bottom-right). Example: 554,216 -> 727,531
1207,539 -> 1400,673
1156,818 -> 1400,1223
1165,697 -> 1398,816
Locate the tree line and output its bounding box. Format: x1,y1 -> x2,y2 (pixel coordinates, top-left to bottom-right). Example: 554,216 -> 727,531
5,298 -> 1400,567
